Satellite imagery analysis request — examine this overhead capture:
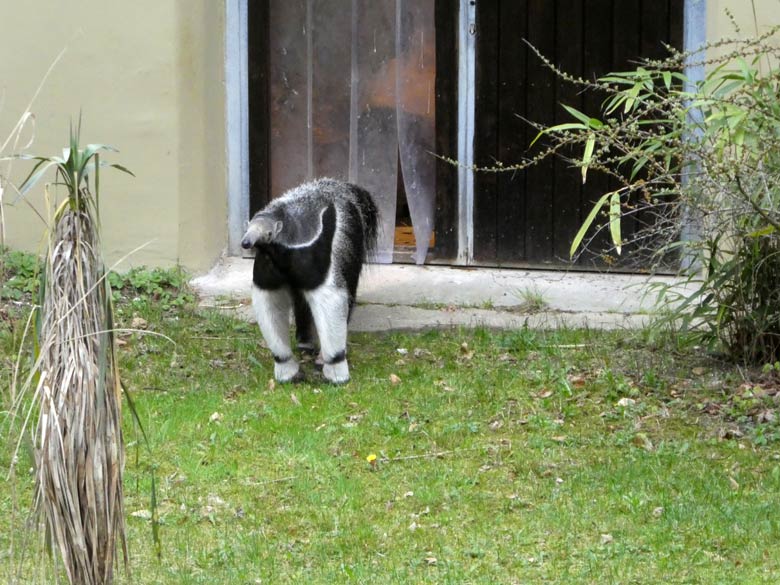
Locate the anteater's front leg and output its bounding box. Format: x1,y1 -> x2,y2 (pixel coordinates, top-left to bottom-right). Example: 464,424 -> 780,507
252,286 -> 301,382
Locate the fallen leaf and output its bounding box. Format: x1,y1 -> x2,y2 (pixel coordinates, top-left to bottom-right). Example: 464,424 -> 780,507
703,550 -> 726,562
131,316 -> 148,330
600,533 -> 614,545
267,378 -> 276,392
489,420 -> 504,431
209,412 -> 222,423
207,494 -> 227,507
396,348 -> 409,356
632,432 -> 654,451
728,476 -> 740,491
414,348 -> 432,359
617,397 -> 636,407
537,389 -> 553,399
652,506 -> 664,518
130,510 -> 152,520
290,393 -> 301,406
389,374 -> 402,385
424,556 -> 438,566
692,367 -> 706,376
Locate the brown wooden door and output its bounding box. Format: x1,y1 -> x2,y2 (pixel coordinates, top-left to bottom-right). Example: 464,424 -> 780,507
473,0 -> 684,269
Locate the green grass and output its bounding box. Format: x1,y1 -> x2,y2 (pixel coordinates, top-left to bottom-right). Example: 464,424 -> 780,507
2,297 -> 780,583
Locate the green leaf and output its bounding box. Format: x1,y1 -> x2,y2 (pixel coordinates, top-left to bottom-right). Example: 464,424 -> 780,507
609,191 -> 622,255
570,190 -> 612,259
581,134 -> 595,184
747,225 -> 776,238
560,104 -> 603,129
561,104 -> 592,126
530,123 -> 587,148
17,160 -> 59,198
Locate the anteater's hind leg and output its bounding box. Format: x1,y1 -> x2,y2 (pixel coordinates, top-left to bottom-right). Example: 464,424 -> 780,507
252,285 -> 301,382
292,288 -> 317,356
304,285 -> 350,384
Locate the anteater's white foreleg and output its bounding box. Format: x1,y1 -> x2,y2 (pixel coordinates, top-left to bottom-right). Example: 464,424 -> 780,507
252,286 -> 300,382
305,285 -> 350,383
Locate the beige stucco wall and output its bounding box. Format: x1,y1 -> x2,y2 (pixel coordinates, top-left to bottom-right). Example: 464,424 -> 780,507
708,0 -> 780,39
0,1 -> 226,272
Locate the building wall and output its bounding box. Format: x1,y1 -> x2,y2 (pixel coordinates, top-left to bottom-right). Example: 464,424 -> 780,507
0,1 -> 226,272
0,1 -> 777,272
708,0 -> 780,40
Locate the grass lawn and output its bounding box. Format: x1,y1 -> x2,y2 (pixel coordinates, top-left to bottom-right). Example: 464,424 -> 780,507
2,297 -> 780,584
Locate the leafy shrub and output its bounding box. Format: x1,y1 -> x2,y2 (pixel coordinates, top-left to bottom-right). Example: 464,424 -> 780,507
0,247 -> 40,300
511,26 -> 780,366
108,266 -> 195,309
0,247 -> 194,310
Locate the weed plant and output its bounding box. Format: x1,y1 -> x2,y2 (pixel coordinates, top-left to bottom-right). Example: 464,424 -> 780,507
482,20 -> 780,366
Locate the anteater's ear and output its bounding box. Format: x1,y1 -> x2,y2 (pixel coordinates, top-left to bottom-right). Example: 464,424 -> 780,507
273,220 -> 284,237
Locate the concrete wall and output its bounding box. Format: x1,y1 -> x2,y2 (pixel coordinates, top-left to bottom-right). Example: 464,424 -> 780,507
0,1 -> 226,272
708,0 -> 780,40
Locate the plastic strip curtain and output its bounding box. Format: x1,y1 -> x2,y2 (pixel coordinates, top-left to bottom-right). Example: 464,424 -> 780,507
396,0 -> 436,264
269,1 -> 436,264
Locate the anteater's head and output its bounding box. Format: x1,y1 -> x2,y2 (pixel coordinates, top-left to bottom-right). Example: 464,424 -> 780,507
241,214 -> 284,249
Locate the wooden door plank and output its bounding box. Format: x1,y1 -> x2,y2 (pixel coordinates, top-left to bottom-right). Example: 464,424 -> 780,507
552,0 -> 584,264
523,0 -> 557,264
611,0 -> 641,258
580,0 -> 614,267
434,0 -> 459,261
496,0 -> 528,264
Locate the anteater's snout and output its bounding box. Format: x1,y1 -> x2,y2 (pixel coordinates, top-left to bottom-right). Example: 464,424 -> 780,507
241,237 -> 252,249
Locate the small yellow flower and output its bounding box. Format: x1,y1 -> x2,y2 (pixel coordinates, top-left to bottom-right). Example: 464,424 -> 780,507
366,453 -> 377,464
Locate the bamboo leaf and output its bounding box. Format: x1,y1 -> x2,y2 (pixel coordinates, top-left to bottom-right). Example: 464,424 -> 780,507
581,134 -> 595,184
570,190 -> 612,258
609,191 -> 622,254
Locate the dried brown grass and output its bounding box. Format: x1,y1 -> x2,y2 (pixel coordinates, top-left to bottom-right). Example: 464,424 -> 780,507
32,204 -> 127,584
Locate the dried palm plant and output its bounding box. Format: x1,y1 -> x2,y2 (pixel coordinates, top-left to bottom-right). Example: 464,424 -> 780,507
14,120 -> 133,585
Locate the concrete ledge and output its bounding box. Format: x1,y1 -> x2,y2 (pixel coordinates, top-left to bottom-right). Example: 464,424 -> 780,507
192,257 -> 691,331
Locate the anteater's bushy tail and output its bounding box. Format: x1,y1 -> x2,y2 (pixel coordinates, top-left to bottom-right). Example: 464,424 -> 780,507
349,183 -> 379,262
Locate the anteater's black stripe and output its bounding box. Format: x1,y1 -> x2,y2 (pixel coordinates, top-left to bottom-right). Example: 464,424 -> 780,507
325,350 -> 346,365
273,354 -> 293,364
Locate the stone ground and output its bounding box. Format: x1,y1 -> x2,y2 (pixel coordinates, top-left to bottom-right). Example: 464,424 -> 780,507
192,258 -> 693,332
